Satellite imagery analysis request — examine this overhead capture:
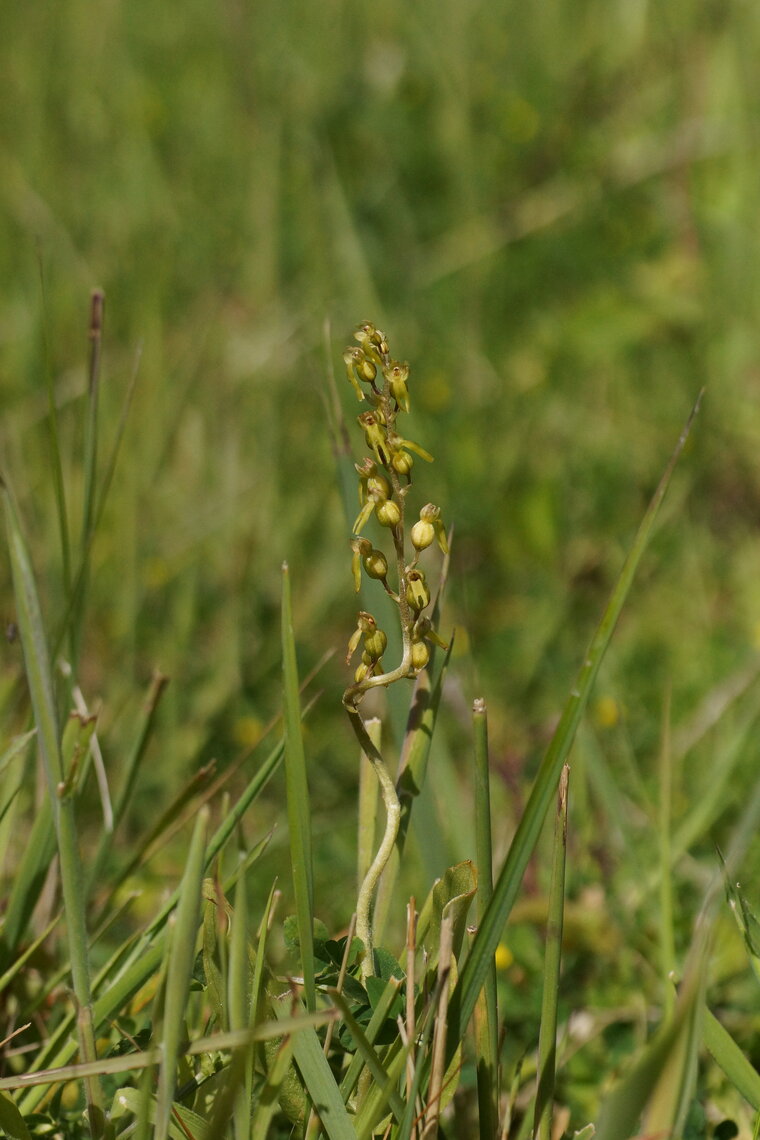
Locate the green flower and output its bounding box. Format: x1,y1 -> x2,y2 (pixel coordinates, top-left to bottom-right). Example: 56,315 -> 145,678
405,568 -> 430,612
351,538 -> 389,591
414,615 -> 449,650
346,611 -> 386,666
384,360 -> 410,413
343,347 -> 373,401
358,411 -> 392,467
355,458 -> 391,505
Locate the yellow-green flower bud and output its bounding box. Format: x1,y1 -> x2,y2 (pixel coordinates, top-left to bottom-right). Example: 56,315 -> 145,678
355,662 -> 371,683
363,627 -> 387,661
384,361 -> 410,413
406,569 -> 430,612
357,356 -> 377,383
410,641 -> 430,671
391,450 -> 414,476
375,499 -> 401,528
411,504 -> 448,554
410,518 -> 433,549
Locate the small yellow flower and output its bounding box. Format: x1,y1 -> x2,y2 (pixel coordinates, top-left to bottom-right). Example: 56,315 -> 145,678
494,943 -> 513,971
593,695 -> 620,730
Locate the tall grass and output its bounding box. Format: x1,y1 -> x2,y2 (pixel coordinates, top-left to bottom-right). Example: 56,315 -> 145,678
3,3 -> 760,1135
2,311 -> 759,1138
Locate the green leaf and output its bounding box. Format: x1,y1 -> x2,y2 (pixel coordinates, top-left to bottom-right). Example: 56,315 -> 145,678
0,1091 -> 32,1140
416,860 -> 477,970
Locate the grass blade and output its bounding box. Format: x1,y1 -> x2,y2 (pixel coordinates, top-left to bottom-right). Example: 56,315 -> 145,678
534,765 -> 569,1140
472,698 -> 498,1140
2,480 -> 104,1133
282,561 -> 316,1011
330,989 -> 405,1122
703,1007 -> 760,1111
88,670 -> 169,891
155,805 -> 209,1140
271,997 -> 358,1140
447,391 -> 703,1061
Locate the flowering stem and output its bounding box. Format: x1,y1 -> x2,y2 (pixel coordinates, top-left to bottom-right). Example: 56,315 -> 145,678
341,321 -> 448,979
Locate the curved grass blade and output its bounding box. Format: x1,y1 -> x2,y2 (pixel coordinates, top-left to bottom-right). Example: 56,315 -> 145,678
447,392 -> 703,1061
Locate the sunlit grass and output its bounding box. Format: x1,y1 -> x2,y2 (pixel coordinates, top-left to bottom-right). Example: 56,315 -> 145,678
2,1 -> 760,1135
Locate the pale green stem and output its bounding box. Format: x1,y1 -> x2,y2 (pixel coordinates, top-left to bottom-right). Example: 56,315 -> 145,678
344,701 -> 401,981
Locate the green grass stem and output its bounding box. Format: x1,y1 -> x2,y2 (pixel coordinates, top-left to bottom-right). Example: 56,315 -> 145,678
472,697 -> 498,1140
154,805 -> 209,1140
282,561 -> 316,1010
657,689 -> 677,1018
534,764 -> 569,1140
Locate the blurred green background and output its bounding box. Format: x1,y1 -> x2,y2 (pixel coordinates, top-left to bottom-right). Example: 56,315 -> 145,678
3,0 -> 760,1009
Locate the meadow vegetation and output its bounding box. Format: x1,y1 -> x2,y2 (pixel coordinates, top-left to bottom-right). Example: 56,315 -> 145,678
2,2 -> 760,1137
